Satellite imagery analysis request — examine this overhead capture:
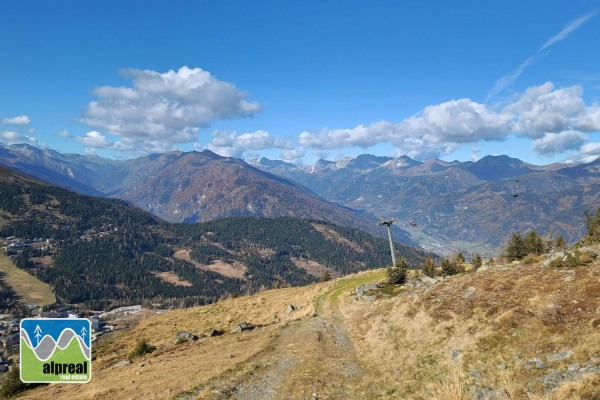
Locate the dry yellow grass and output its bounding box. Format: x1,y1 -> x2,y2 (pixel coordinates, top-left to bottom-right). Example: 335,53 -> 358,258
17,247 -> 600,400
0,253 -> 55,306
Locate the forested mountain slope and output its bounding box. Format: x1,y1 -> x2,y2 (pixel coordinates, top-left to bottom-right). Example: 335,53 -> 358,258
0,166 -> 432,309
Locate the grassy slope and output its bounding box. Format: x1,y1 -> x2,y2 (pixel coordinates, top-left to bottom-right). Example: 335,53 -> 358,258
0,254 -> 55,306
17,247 -> 600,400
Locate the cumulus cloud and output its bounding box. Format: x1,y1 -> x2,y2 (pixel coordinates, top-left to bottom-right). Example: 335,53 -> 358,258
294,82 -> 600,160
297,98 -> 512,159
1,115 -> 31,125
532,130 -> 587,155
78,66 -> 260,151
399,99 -> 512,143
76,131 -> 113,148
0,130 -> 37,145
207,130 -> 293,158
511,82 -> 586,136
577,142 -> 600,162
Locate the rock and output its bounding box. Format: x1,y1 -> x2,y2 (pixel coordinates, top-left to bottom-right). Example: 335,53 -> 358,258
231,322 -> 255,333
286,304 -> 296,313
526,357 -> 546,369
547,350 -> 574,363
362,295 -> 376,302
474,387 -> 509,400
175,331 -> 199,343
208,329 -> 224,337
114,360 -> 131,367
451,349 -> 463,361
356,283 -> 378,297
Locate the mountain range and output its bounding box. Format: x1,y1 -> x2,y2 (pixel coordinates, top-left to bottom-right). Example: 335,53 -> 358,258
0,165 -> 430,307
2,143 -> 600,254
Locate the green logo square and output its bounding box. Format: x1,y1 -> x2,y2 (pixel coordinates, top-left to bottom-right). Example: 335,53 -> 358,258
20,318 -> 91,383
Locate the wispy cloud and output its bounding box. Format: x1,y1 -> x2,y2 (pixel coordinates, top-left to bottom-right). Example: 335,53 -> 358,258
486,10 -> 597,101
541,11 -> 597,50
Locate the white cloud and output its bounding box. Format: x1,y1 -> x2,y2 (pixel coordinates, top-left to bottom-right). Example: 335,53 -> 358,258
76,131 -> 113,148
577,104 -> 600,131
487,10 -> 597,100
511,82 -> 586,136
399,99 -> 512,143
486,56 -> 536,102
281,147 -> 306,162
207,130 -> 293,158
57,129 -> 72,138
531,130 -> 587,155
293,82 -> 600,161
1,115 -> 31,125
541,11 -> 597,50
0,130 -> 37,145
577,142 -> 600,163
296,99 -> 511,160
78,66 -> 260,151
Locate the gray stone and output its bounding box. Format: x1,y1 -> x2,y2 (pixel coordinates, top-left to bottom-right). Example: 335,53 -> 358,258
208,329 -> 224,337
567,363 -> 580,371
451,349 -> 463,361
547,349 -> 574,363
286,304 -> 296,313
231,321 -> 255,333
474,387 -> 509,400
526,357 -> 546,369
175,331 -> 199,343
470,369 -> 481,379
114,360 -> 131,367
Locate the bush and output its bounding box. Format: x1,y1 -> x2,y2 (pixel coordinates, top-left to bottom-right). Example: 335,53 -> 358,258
441,259 -> 463,276
422,258 -> 436,277
471,254 -> 482,271
129,339 -> 156,360
387,258 -> 408,285
0,366 -> 42,398
584,208 -> 600,244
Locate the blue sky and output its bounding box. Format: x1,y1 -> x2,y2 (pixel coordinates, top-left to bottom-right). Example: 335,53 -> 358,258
1,1 -> 600,165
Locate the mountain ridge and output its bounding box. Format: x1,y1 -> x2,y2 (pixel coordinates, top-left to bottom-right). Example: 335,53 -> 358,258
2,143 -> 600,252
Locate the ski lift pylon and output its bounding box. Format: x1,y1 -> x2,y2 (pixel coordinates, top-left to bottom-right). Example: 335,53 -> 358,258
512,179 -> 520,197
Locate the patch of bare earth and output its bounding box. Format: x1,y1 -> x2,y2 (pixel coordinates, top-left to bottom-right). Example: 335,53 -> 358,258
289,257 -> 336,278
151,271 -> 193,287
311,223 -> 364,253
173,248 -> 247,280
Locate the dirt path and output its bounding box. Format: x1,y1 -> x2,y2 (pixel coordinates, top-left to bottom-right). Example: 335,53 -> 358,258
206,281 -> 367,399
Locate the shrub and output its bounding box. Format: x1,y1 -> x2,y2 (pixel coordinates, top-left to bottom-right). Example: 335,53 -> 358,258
441,259 -> 462,276
422,258 -> 436,277
0,366 -> 42,398
471,254 -> 482,271
387,258 -> 408,285
584,208 -> 600,243
129,339 -> 156,360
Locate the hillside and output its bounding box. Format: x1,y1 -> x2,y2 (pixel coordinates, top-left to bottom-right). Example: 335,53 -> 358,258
3,143 -> 600,253
254,154 -> 600,254
0,145 -> 414,244
0,166 -> 431,309
16,244 -> 600,399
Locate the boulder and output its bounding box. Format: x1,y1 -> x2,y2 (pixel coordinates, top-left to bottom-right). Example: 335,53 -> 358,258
231,322 -> 255,333
175,331 -> 199,343
208,329 -> 224,337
